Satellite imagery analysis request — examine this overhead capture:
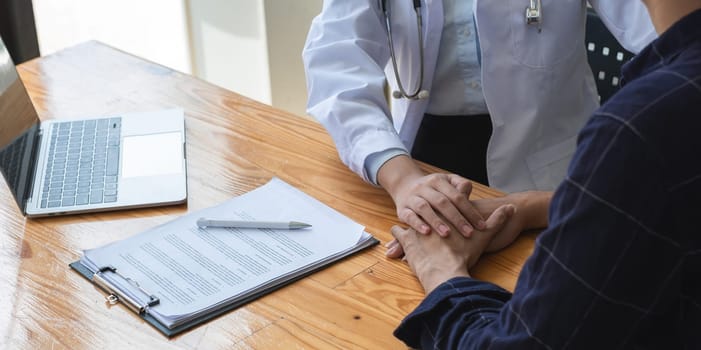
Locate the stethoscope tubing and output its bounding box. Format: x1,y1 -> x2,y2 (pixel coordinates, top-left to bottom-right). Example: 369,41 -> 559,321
382,0 -> 426,100
381,0 -> 541,100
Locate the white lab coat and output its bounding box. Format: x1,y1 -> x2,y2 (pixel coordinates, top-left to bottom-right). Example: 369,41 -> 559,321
303,0 -> 656,192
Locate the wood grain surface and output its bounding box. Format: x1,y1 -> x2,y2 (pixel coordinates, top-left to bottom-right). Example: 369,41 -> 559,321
0,42 -> 536,349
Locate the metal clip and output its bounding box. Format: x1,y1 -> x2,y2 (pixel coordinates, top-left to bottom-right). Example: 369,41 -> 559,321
92,266 -> 160,314
525,0 -> 542,32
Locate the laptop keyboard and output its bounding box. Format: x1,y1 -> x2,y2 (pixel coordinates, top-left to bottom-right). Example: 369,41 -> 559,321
40,118 -> 121,208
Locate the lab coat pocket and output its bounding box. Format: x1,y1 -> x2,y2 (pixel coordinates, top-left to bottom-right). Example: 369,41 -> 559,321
509,0 -> 585,68
526,135 -> 578,190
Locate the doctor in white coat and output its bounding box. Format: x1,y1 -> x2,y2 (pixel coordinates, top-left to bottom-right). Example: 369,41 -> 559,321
303,0 -> 656,237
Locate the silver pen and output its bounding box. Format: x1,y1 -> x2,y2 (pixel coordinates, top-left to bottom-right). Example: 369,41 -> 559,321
196,217 -> 312,230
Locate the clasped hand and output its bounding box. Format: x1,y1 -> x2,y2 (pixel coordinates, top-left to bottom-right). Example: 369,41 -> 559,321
391,171 -> 486,237
387,203 -> 516,294
377,155 -> 490,238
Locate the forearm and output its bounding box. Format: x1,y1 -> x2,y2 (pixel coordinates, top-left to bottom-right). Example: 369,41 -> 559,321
510,190 -> 551,230
303,0 -> 402,183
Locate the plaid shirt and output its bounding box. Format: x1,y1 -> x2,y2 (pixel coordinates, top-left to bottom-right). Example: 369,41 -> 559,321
395,9 -> 701,349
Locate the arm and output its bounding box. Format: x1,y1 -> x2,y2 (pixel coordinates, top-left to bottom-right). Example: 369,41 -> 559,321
304,1 -> 485,236
303,0 -> 400,180
393,114 -> 676,349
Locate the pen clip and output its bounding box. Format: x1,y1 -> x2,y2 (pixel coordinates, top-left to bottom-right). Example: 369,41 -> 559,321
92,266 -> 160,314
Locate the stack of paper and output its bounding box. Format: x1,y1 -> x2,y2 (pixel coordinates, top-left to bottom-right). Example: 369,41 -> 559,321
72,178 -> 377,336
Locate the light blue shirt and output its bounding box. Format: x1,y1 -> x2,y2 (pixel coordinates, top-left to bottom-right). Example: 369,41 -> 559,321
365,0 -> 487,185
426,0 -> 487,116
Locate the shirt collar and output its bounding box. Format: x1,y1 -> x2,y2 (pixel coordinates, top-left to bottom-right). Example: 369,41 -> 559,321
621,8 -> 701,85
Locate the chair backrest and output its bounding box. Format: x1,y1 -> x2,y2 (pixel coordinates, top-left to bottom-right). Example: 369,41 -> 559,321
585,9 -> 633,103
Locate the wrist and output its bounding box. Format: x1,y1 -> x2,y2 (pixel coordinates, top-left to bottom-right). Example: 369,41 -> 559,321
421,268 -> 470,295
508,191 -> 552,230
377,155 -> 425,199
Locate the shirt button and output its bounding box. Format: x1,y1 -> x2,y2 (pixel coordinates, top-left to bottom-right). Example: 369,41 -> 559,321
462,29 -> 471,37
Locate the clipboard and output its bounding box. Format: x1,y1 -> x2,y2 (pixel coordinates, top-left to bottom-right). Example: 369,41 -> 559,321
69,234 -> 379,337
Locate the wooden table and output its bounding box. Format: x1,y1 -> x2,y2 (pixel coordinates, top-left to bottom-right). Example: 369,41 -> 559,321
0,42 -> 536,349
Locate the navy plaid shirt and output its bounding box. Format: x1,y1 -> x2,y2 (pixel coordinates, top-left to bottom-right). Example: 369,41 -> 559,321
395,10 -> 701,349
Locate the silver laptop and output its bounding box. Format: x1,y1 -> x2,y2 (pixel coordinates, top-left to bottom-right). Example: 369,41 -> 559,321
0,37 -> 187,217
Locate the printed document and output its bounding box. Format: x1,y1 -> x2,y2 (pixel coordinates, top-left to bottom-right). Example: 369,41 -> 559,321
78,178 -> 374,329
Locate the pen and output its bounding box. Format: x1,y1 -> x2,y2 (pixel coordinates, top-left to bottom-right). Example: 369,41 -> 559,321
196,218 -> 312,230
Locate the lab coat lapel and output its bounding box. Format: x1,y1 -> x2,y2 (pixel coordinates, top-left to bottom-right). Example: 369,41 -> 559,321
394,0 -> 443,152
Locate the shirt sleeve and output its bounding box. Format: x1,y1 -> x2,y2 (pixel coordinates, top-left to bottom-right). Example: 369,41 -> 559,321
364,148 -> 410,186
302,0 -> 407,182
394,112 -> 679,349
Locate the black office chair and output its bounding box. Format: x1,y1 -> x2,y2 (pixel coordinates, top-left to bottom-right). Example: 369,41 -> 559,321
585,9 -> 633,103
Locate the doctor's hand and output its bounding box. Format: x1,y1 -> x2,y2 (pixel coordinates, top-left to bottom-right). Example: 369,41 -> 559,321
389,203 -> 515,294
377,155 -> 486,237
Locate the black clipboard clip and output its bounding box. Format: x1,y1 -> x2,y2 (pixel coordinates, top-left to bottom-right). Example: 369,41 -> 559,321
91,266 -> 160,314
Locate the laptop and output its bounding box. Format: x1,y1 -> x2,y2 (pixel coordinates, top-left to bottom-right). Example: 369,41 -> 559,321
0,37 -> 187,217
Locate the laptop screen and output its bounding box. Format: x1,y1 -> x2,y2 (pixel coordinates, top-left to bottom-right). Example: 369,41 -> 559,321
0,36 -> 41,212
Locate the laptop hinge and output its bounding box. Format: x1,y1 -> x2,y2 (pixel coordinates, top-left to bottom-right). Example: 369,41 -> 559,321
22,126 -> 43,214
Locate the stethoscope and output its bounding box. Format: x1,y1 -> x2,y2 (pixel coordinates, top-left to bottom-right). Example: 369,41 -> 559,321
381,0 -> 429,100
381,0 -> 543,100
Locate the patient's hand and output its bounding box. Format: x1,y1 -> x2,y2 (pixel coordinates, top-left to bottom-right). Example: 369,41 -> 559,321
385,191 -> 551,259
390,204 -> 515,294
473,191 -> 551,252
